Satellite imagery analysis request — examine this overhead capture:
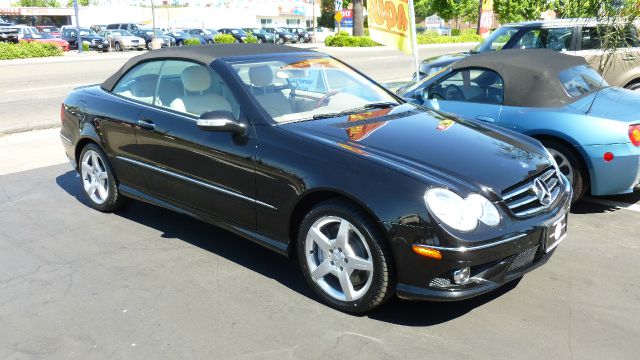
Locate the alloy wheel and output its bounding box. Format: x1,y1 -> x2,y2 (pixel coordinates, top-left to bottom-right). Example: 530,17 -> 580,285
304,216 -> 374,302
548,148 -> 574,185
80,149 -> 109,205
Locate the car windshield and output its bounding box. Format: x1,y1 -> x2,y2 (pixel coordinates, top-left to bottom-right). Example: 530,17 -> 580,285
40,32 -> 54,39
229,55 -> 400,124
248,28 -> 262,33
207,29 -> 219,34
275,27 -> 288,33
113,30 -> 132,36
558,65 -> 607,98
471,27 -> 519,53
231,29 -> 246,35
172,31 -> 186,36
79,29 -> 98,36
144,30 -> 164,36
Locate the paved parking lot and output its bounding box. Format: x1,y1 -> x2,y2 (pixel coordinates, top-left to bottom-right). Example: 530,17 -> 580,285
1,46 -> 639,359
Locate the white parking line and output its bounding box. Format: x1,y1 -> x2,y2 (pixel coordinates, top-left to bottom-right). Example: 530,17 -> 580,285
584,197 -> 640,213
5,83 -> 88,93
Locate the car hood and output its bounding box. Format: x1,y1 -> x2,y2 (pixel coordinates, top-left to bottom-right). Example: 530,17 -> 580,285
575,87 -> 640,123
281,104 -> 551,195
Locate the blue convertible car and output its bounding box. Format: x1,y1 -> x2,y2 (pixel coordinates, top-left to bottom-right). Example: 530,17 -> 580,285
397,49 -> 640,202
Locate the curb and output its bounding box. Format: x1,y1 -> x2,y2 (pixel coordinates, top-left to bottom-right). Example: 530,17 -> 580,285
0,50 -> 142,66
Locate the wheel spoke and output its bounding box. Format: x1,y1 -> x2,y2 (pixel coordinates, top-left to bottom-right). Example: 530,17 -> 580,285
345,255 -> 373,272
310,259 -> 332,281
337,269 -> 355,301
81,162 -> 92,175
309,227 -> 333,253
335,219 -> 350,249
96,183 -> 108,200
97,171 -> 108,181
88,181 -> 97,195
91,152 -> 99,170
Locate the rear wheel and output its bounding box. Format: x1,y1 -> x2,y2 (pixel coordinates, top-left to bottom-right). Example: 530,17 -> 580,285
257,38 -> 263,43
297,200 -> 395,313
79,144 -> 128,212
114,41 -> 121,51
541,139 -> 588,203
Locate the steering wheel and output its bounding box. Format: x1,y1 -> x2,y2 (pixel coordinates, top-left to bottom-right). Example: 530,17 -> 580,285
315,90 -> 341,108
443,85 -> 465,101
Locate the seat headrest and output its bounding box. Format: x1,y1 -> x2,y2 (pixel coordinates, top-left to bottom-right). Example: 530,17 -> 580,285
181,66 -> 211,92
131,74 -> 158,97
249,65 -> 273,87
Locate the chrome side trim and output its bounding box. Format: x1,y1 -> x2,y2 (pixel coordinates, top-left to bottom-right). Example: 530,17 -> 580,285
415,233 -> 528,253
59,133 -> 72,144
116,156 -> 277,211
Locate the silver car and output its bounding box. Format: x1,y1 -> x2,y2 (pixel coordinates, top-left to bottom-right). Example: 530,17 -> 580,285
99,30 -> 144,51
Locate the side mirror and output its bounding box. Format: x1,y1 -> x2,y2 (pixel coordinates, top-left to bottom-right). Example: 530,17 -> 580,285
197,111 -> 246,136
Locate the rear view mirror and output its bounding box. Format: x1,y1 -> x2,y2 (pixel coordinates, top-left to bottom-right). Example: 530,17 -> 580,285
197,111 -> 246,136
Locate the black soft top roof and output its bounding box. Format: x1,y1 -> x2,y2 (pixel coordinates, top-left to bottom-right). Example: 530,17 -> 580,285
101,44 -> 315,91
451,49 -> 589,107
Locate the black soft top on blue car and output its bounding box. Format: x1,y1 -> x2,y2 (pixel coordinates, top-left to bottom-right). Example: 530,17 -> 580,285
451,49 -> 589,108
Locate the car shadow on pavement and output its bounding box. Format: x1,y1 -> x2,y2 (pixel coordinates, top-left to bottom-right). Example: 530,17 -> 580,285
56,169 -> 521,325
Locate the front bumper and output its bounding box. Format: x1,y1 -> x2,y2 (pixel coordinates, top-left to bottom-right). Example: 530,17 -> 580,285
582,142 -> 640,196
389,176 -> 572,301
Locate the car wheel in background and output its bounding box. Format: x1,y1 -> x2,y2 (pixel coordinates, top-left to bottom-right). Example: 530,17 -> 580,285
114,41 -> 122,51
542,139 -> 588,203
257,38 -> 263,43
177,40 -> 183,46
299,36 -> 305,43
277,37 -> 283,44
78,143 -> 128,212
147,41 -> 152,50
207,39 -> 214,44
297,200 -> 395,313
625,81 -> 640,91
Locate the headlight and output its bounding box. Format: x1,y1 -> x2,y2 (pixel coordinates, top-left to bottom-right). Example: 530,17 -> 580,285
424,188 -> 500,232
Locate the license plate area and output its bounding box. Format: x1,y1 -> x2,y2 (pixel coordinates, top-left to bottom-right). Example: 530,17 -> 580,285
544,212 -> 567,253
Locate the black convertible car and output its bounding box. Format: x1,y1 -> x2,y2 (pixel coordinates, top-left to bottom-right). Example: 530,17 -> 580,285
60,45 -> 571,313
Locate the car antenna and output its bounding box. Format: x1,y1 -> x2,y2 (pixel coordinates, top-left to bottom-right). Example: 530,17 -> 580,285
585,74 -> 605,116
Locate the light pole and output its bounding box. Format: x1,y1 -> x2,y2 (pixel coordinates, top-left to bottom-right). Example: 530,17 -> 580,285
72,0 -> 82,53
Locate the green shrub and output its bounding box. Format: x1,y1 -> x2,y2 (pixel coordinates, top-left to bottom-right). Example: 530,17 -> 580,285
82,42 -> 89,52
325,34 -> 380,47
461,28 -> 478,36
184,37 -> 201,46
214,34 -> 236,44
338,30 -> 350,36
244,33 -> 258,44
451,28 -> 461,36
416,31 -> 482,45
0,42 -> 63,60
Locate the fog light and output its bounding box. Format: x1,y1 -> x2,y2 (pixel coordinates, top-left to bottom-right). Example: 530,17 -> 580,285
453,267 -> 471,284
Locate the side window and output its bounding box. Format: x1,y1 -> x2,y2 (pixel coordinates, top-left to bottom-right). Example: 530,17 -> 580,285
112,61 -> 163,105
516,27 -> 573,51
158,60 -> 241,119
581,27 -> 601,50
430,68 -> 504,105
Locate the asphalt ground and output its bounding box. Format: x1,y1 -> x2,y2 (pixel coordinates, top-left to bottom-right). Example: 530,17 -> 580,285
0,43 -> 474,134
0,128 -> 639,359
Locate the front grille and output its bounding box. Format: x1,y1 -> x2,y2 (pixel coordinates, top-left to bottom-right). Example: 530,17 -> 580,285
429,277 -> 451,287
507,245 -> 539,273
501,168 -> 562,218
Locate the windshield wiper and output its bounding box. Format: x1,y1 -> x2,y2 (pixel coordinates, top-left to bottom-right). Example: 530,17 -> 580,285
362,102 -> 399,109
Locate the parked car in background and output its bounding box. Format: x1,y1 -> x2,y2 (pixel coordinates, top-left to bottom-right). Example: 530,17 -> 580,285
185,28 -> 217,44
415,19 -> 640,89
60,45 -> 570,314
13,25 -> 38,40
217,28 -> 249,43
0,21 -> 18,43
307,26 -> 334,42
243,28 -> 277,43
398,49 -> 640,202
35,25 -> 61,38
262,27 -> 296,43
90,24 -> 108,33
287,27 -> 311,43
165,30 -> 201,46
99,29 -> 145,51
61,27 -> 108,51
106,23 -> 141,33
132,28 -> 175,49
22,31 -> 69,50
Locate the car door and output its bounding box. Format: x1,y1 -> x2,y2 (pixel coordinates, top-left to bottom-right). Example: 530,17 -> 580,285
134,59 -> 257,229
422,68 -> 504,124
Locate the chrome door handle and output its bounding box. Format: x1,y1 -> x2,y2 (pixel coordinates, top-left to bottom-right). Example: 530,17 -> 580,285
476,115 -> 495,123
137,118 -> 155,130
623,56 -> 636,62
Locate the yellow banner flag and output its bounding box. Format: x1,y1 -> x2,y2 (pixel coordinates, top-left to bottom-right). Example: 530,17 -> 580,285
367,0 -> 413,54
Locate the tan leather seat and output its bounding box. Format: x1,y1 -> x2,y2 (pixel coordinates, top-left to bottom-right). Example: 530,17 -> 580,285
119,74 -> 161,105
249,65 -> 292,118
170,65 -> 231,116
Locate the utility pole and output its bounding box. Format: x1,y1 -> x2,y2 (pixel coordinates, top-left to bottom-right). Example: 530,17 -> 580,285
312,0 -> 317,44
73,0 -> 82,53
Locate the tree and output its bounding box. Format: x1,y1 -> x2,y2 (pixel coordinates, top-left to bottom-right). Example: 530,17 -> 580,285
67,0 -> 89,5
550,0 -> 599,18
427,0 -> 480,28
353,0 -> 364,36
18,0 -> 59,6
493,0 -> 548,24
414,0 -> 434,23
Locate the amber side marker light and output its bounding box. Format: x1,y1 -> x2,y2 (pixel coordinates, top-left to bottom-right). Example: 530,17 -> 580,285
412,245 -> 442,260
629,124 -> 640,147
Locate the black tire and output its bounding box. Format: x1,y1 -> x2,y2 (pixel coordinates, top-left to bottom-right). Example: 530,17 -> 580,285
257,38 -> 263,43
207,39 -> 214,44
114,42 -> 121,51
177,40 -> 183,46
297,200 -> 395,313
541,139 -> 588,203
78,143 -> 128,212
625,81 -> 640,91
299,36 -> 305,43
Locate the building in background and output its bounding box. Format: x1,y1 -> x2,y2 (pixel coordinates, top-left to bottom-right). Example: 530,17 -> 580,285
0,0 -> 319,29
